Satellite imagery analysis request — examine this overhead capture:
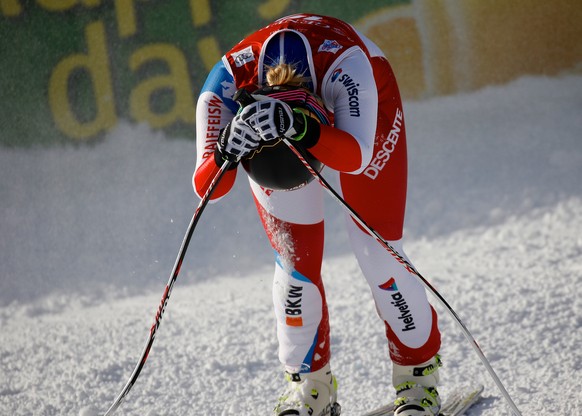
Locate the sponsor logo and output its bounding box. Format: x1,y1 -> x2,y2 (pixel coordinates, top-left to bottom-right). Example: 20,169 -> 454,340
285,284 -> 304,327
260,186 -> 274,197
202,93 -> 223,159
232,46 -> 254,67
281,14 -> 332,29
221,79 -> 236,100
378,277 -> 398,291
318,39 -> 343,54
332,71 -> 360,117
379,278 -> 416,332
276,104 -> 287,134
364,107 -> 403,180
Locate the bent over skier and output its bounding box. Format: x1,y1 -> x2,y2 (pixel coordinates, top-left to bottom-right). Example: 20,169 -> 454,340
193,13 -> 442,416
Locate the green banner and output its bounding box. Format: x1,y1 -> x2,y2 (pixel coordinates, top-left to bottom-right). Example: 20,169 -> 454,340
0,0 -> 403,146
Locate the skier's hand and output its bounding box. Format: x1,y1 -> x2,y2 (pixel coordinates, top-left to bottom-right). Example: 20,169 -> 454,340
214,115 -> 261,163
239,97 -> 307,141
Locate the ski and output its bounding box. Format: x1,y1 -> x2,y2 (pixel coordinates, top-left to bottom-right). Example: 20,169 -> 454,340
362,385 -> 484,416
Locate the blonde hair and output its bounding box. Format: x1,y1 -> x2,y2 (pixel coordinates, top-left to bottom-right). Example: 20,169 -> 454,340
265,61 -> 310,87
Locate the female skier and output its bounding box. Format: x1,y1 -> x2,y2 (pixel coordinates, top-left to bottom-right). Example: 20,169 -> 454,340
193,13 -> 442,416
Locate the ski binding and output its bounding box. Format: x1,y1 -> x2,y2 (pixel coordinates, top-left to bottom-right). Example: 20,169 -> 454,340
362,384 -> 484,416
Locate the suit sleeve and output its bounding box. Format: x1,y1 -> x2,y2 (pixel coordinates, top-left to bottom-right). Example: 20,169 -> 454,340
320,47 -> 378,174
193,60 -> 239,200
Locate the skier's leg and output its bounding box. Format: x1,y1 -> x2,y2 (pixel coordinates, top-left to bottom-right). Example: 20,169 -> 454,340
339,56 -> 442,415
249,178 -> 331,375
338,56 -> 441,365
250,179 -> 338,415
344,220 -> 441,363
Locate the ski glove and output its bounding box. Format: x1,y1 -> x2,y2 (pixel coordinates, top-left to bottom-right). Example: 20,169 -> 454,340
214,115 -> 261,164
239,97 -> 309,142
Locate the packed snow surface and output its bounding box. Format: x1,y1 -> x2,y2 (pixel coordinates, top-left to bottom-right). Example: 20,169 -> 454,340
1,74 -> 581,415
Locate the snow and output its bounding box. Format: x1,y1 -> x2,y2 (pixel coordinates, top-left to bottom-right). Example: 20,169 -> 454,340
1,73 -> 581,415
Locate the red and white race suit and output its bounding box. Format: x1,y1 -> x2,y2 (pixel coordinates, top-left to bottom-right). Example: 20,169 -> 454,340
193,14 -> 441,373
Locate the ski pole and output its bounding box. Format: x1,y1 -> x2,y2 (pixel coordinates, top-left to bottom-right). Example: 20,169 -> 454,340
103,159 -> 233,416
283,139 -> 523,416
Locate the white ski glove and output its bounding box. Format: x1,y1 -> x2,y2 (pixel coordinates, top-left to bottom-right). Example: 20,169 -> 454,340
215,115 -> 261,162
238,97 -> 307,141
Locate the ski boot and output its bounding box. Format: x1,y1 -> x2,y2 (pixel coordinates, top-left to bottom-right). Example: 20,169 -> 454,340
274,363 -> 341,416
392,355 -> 442,416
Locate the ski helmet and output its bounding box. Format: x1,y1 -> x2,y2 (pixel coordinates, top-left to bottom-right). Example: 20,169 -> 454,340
241,85 -> 331,191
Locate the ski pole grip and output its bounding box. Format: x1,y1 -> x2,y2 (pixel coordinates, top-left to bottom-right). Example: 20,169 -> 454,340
233,88 -> 256,107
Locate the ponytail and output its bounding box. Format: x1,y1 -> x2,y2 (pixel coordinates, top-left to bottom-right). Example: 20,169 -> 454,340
265,60 -> 310,87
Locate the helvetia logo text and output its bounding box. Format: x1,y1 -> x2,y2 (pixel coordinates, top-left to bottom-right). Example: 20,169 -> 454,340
379,278 -> 416,332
